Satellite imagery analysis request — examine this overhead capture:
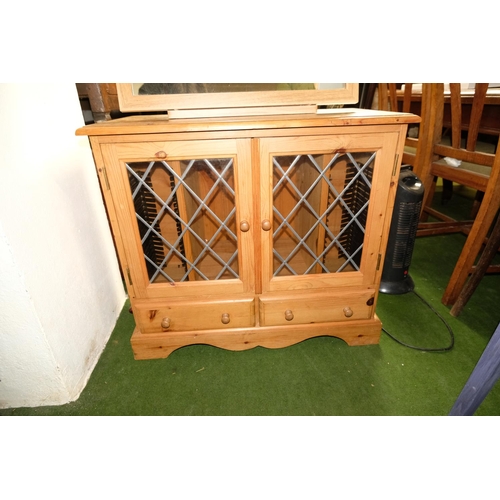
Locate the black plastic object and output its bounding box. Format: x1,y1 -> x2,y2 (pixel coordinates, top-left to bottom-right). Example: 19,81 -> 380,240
379,165 -> 424,295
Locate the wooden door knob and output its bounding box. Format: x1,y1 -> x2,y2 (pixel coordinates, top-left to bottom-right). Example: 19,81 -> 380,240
261,219 -> 272,231
221,313 -> 231,324
343,307 -> 353,318
240,220 -> 250,232
284,309 -> 294,321
161,317 -> 171,329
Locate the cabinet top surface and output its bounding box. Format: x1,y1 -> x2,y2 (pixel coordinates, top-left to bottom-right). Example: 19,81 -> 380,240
76,108 -> 419,137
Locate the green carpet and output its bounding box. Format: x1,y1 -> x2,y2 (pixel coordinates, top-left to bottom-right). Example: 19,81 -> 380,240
2,187 -> 499,416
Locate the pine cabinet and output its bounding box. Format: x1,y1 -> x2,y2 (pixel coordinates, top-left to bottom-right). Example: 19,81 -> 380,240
77,110 -> 419,359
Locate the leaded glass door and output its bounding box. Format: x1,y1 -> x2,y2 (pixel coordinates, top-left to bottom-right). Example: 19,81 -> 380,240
102,139 -> 255,299
259,133 -> 400,293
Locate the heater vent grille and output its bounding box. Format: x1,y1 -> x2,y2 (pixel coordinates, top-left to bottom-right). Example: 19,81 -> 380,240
380,165 -> 424,295
392,200 -> 422,268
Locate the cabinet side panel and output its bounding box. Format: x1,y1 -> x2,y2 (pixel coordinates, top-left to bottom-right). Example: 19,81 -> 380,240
101,143 -> 149,297
361,128 -> 407,287
90,138 -> 136,298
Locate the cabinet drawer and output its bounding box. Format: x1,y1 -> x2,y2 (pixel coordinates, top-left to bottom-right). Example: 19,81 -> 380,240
259,289 -> 375,327
134,296 -> 256,333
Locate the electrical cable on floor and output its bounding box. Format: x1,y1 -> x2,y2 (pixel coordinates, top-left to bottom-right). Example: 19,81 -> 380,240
382,289 -> 455,352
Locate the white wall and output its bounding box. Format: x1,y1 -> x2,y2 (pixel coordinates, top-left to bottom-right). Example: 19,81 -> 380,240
0,83 -> 126,408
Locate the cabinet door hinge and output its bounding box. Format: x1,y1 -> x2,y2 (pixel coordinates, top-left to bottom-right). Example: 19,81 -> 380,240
126,267 -> 133,285
392,154 -> 399,177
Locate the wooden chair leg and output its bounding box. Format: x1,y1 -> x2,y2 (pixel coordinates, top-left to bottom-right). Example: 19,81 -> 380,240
449,322 -> 500,415
420,176 -> 438,222
442,195 -> 500,306
450,214 -> 500,317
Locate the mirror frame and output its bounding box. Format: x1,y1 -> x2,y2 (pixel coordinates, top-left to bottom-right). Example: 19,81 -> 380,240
116,83 -> 359,117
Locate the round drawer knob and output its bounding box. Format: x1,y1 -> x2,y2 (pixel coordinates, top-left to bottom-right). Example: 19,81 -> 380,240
261,219 -> 272,231
240,220 -> 250,232
221,313 -> 231,325
284,309 -> 294,321
155,151 -> 167,159
343,307 -> 353,318
161,317 -> 171,329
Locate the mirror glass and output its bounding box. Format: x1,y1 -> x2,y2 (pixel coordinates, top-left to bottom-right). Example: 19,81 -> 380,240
132,83 -> 346,95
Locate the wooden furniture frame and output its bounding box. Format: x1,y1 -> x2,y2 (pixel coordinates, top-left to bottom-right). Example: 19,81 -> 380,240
450,212 -> 500,316
377,84 -> 422,168
116,83 -> 359,118
394,86 -> 500,136
77,107 -> 418,360
76,83 -> 120,122
415,83 -> 500,306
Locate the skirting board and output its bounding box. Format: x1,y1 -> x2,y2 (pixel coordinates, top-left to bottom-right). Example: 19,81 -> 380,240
130,315 -> 382,360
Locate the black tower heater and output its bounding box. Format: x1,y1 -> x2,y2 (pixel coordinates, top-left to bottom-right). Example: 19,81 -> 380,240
379,165 -> 424,295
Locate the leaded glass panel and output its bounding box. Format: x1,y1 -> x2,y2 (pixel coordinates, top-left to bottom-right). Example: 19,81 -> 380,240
126,158 -> 238,283
272,151 -> 375,277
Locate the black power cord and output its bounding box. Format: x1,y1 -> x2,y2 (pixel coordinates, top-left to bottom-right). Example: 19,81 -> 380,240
382,289 -> 455,352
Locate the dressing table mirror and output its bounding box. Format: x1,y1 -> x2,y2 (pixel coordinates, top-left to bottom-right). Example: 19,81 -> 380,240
116,83 -> 360,118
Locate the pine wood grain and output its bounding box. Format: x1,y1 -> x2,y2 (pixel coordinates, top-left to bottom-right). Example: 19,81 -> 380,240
83,111 -> 415,359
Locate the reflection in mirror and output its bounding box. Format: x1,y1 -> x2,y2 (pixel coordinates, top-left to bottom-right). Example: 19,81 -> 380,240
135,83 -> 345,95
